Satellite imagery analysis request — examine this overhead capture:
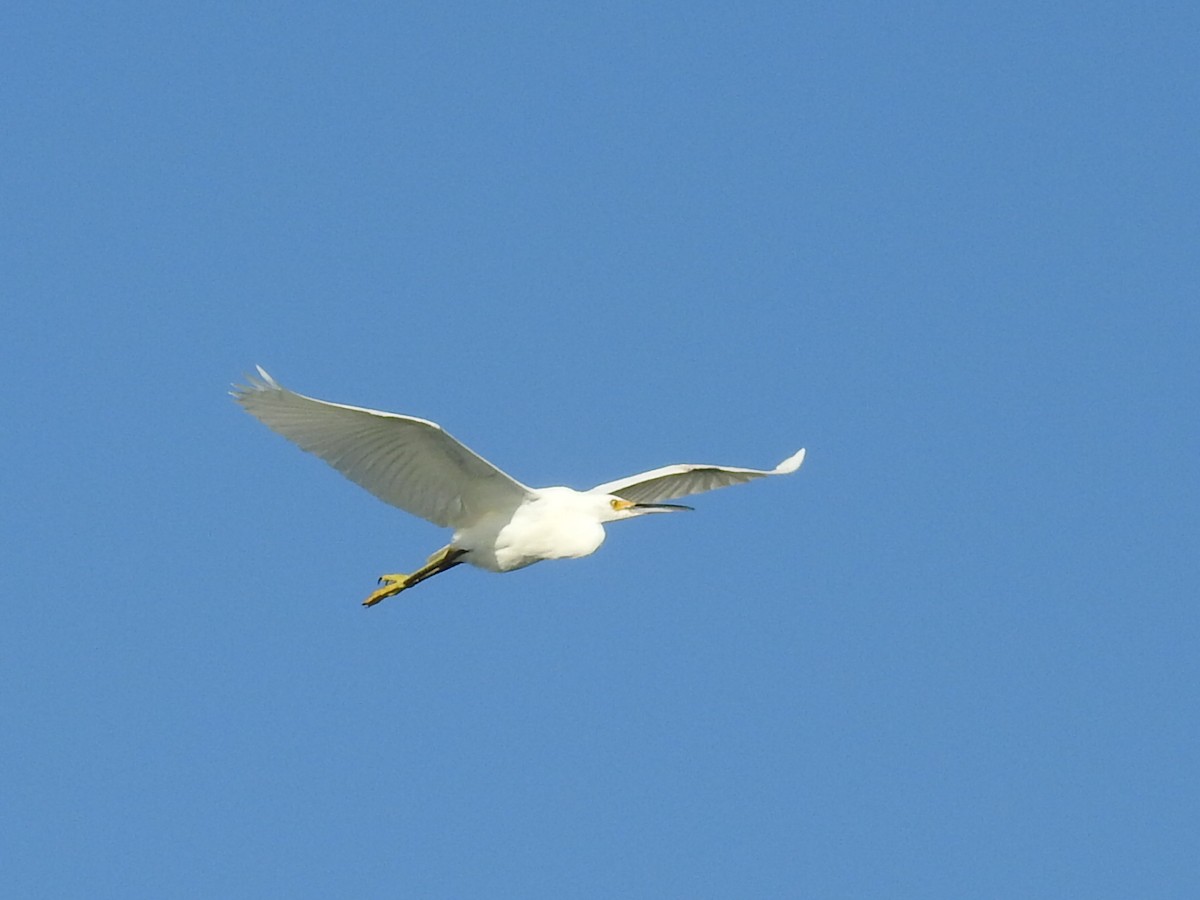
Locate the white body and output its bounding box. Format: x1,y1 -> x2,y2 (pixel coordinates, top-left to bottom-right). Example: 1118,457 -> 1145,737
462,488 -> 613,572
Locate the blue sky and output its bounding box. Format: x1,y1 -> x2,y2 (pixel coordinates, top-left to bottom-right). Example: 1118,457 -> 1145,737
3,2 -> 1197,896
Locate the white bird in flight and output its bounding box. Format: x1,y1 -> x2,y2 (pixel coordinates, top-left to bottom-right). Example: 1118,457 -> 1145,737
233,367 -> 805,607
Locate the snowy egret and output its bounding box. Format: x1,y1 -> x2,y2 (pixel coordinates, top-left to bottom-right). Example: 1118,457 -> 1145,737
233,367 -> 805,607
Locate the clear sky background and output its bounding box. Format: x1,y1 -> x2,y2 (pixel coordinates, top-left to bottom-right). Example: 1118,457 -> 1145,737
3,3 -> 1197,897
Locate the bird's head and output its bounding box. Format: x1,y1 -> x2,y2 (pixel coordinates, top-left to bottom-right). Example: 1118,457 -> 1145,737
601,495 -> 693,522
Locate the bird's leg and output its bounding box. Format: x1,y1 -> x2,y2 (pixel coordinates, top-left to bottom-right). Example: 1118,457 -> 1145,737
361,546 -> 467,607
402,546 -> 468,589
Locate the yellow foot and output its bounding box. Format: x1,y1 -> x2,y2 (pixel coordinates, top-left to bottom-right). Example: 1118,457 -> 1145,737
362,574 -> 413,607
361,547 -> 466,608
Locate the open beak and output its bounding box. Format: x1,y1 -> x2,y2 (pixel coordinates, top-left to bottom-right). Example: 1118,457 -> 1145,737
632,502 -> 693,514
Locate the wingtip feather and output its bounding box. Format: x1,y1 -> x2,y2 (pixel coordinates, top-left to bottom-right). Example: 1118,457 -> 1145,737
231,365 -> 282,402
774,448 -> 806,474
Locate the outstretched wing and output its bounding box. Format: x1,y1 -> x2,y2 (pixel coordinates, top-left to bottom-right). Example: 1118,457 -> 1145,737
590,449 -> 805,504
232,367 -> 532,528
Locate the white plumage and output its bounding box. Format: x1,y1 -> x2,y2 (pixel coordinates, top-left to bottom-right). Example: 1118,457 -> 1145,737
233,367 -> 805,606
